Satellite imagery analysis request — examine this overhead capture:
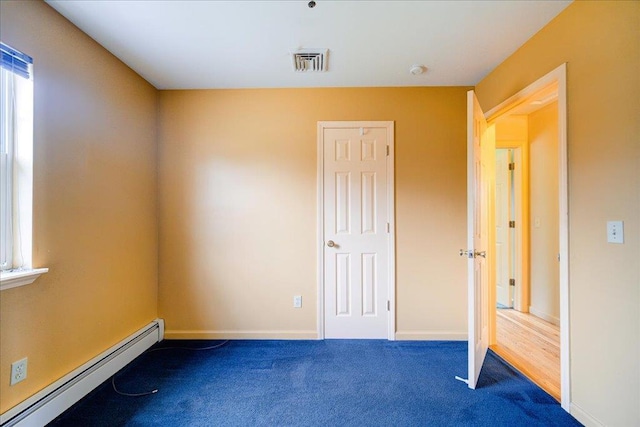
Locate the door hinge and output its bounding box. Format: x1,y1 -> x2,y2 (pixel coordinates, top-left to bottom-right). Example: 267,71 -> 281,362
509,220 -> 515,228
509,278 -> 515,287
386,222 -> 390,233
386,145 -> 389,156
387,300 -> 391,311
508,162 -> 515,170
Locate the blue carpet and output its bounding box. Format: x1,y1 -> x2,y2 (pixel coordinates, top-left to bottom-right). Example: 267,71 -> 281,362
49,340 -> 580,426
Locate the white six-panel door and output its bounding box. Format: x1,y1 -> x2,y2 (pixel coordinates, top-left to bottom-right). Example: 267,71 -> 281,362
319,122 -> 394,339
466,91 -> 492,389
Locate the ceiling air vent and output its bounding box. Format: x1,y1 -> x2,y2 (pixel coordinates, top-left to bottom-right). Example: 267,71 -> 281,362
292,49 -> 328,72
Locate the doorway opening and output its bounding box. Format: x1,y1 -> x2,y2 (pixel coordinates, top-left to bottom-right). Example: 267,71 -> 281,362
491,96 -> 561,400
466,64 -> 569,410
486,66 -> 568,406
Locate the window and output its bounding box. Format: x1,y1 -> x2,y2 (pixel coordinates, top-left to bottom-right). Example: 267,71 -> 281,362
0,42 -> 47,290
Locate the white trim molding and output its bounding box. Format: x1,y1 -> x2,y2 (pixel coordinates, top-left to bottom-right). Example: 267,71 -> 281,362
163,330 -> 318,340
0,268 -> 48,291
395,331 -> 467,341
570,403 -> 605,427
0,319 -> 164,427
528,306 -> 560,326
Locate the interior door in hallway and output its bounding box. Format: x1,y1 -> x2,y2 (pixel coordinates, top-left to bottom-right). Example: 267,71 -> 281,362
320,122 -> 393,339
495,149 -> 513,308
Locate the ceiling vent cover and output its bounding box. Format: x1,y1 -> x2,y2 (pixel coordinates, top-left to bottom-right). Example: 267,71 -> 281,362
292,49 -> 328,72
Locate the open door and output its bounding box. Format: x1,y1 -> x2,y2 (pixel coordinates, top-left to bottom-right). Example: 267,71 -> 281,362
462,90 -> 495,389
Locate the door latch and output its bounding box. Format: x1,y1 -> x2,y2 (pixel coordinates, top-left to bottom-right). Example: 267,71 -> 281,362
459,249 -> 473,258
459,249 -> 486,258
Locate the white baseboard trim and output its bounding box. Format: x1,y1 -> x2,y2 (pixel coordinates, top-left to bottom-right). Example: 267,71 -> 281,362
164,330 -> 319,340
570,402 -> 604,427
529,306 -> 560,326
166,330 -> 470,341
394,331 -> 467,341
0,319 -> 164,427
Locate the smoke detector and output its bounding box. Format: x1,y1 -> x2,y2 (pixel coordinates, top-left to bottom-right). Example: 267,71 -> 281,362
409,65 -> 427,75
291,49 -> 328,72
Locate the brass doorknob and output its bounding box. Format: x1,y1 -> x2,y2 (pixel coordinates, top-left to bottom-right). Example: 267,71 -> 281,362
327,240 -> 336,248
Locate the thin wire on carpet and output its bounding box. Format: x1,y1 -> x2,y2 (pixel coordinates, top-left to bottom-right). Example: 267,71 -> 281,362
112,340 -> 230,397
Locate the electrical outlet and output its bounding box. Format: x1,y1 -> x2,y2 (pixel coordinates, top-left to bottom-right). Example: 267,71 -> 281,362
293,295 -> 302,308
11,357 -> 27,385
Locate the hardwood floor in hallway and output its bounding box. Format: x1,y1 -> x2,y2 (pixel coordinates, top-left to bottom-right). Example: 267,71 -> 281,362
490,308 -> 560,400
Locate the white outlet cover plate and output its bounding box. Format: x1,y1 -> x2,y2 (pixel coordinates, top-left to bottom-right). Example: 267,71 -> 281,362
11,357 -> 28,385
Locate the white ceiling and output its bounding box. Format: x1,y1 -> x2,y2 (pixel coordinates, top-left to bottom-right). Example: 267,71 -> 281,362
45,0 -> 572,90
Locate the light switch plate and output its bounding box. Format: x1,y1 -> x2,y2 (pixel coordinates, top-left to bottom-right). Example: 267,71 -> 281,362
607,221 -> 624,244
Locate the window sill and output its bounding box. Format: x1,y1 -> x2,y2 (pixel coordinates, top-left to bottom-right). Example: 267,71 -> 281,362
0,268 -> 48,291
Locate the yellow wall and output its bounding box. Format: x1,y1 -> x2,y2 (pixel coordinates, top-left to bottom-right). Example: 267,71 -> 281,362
476,2 -> 640,425
495,116 -> 527,144
4,1 -> 637,424
0,1 -> 158,412
158,87 -> 470,340
528,102 -> 559,323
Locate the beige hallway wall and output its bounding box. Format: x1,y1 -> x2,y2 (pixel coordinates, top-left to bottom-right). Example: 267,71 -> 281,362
0,1 -> 159,412
476,1 -> 640,425
528,102 -> 559,324
158,87 -> 470,340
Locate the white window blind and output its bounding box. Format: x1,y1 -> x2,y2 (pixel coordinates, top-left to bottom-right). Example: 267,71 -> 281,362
1,42 -> 33,271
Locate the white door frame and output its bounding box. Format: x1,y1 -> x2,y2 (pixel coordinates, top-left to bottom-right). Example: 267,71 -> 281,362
316,121 -> 396,340
486,63 -> 570,410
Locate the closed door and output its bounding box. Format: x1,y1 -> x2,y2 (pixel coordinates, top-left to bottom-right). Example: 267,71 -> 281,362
495,149 -> 513,308
320,122 -> 393,339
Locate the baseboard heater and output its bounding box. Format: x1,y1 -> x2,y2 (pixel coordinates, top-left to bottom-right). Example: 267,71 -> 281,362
1,319 -> 164,427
